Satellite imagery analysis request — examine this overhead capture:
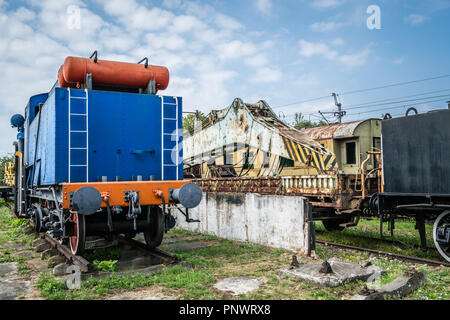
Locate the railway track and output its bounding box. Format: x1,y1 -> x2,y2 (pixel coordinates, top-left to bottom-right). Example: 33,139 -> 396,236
42,233 -> 179,273
315,229 -> 437,251
316,240 -> 450,267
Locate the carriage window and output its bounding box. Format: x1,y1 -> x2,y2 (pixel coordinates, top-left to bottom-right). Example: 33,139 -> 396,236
346,142 -> 356,165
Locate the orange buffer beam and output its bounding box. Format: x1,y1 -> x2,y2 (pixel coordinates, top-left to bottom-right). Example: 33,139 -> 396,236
62,181 -> 189,209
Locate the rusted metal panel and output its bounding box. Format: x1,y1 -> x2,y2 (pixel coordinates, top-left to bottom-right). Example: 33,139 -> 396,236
191,172 -> 371,211
301,120 -> 365,140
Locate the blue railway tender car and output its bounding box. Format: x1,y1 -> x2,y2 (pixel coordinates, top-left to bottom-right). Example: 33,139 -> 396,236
10,53 -> 202,255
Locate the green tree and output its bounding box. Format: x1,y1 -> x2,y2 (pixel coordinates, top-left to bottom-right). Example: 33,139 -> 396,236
0,154 -> 15,186
293,113 -> 327,130
183,111 -> 207,134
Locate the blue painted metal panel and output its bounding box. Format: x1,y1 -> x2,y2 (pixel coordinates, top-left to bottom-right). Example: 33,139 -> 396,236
25,87 -> 183,186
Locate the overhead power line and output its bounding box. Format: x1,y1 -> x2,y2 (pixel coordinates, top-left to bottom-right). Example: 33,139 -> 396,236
346,97 -> 449,116
272,73 -> 450,110
282,96 -> 450,123
343,88 -> 450,109
340,74 -> 450,96
329,94 -> 450,112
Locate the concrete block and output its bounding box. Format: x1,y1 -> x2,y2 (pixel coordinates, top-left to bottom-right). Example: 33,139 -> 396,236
278,258 -> 386,288
176,192 -> 309,253
48,255 -> 67,268
41,248 -> 59,260
0,280 -> 30,300
350,271 -> 426,300
0,262 -> 18,276
378,272 -> 426,296
32,238 -> 46,248
13,251 -> 33,258
53,263 -> 69,276
214,276 -> 263,296
34,242 -> 51,253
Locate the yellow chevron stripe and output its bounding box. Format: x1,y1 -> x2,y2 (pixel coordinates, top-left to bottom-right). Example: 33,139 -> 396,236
319,153 -> 326,171
284,137 -> 296,161
326,155 -> 336,170
291,142 -> 302,163
311,151 -> 322,171
302,146 -> 310,158
297,144 -> 307,163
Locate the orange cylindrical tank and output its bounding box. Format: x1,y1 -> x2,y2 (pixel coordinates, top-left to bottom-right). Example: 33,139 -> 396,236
59,57 -> 170,92
58,65 -> 77,88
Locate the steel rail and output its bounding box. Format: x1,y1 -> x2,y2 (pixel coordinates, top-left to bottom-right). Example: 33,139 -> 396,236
119,235 -> 179,264
41,234 -> 178,273
43,233 -> 92,272
315,229 -> 437,251
316,240 -> 450,267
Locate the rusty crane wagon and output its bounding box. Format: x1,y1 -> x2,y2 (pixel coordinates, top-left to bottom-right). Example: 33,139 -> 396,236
183,98 -> 382,230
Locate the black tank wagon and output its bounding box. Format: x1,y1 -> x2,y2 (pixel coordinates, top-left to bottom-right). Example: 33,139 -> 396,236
370,108 -> 450,262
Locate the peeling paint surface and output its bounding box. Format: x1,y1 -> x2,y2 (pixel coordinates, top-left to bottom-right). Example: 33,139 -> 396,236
301,120 -> 368,140
183,98 -> 336,173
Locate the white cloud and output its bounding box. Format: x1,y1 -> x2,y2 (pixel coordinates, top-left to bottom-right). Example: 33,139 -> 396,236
393,57 -> 406,65
216,40 -> 257,61
310,0 -> 345,9
404,14 -> 427,25
338,48 -> 371,67
299,40 -> 338,60
12,7 -> 36,21
245,54 -> 269,67
255,0 -> 272,14
299,39 -> 371,67
214,13 -> 244,30
169,15 -> 204,33
295,73 -> 321,86
310,21 -> 345,32
251,67 -> 282,83
162,0 -> 182,9
331,38 -> 345,46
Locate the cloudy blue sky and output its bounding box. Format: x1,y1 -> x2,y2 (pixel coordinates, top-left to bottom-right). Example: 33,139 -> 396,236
1,0 -> 450,156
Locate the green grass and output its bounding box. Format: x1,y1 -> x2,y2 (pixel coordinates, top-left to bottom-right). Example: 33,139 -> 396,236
407,267 -> 450,300
35,265 -> 218,300
168,239 -> 278,269
0,206 -> 36,276
1,203 -> 448,301
0,205 -> 34,247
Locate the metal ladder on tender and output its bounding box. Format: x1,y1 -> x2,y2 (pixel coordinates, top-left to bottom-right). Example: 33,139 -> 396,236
161,96 -> 180,181
68,89 -> 89,183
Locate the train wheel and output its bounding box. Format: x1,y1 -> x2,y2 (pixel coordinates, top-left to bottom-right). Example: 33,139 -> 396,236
322,219 -> 345,232
69,213 -> 86,255
32,207 -> 43,233
143,207 -> 164,249
124,232 -> 137,240
433,211 -> 450,263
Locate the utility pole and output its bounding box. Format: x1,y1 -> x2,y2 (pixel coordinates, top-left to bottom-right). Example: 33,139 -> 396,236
318,111 -> 330,125
332,93 -> 346,123
318,93 -> 346,124
447,101 -> 450,110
